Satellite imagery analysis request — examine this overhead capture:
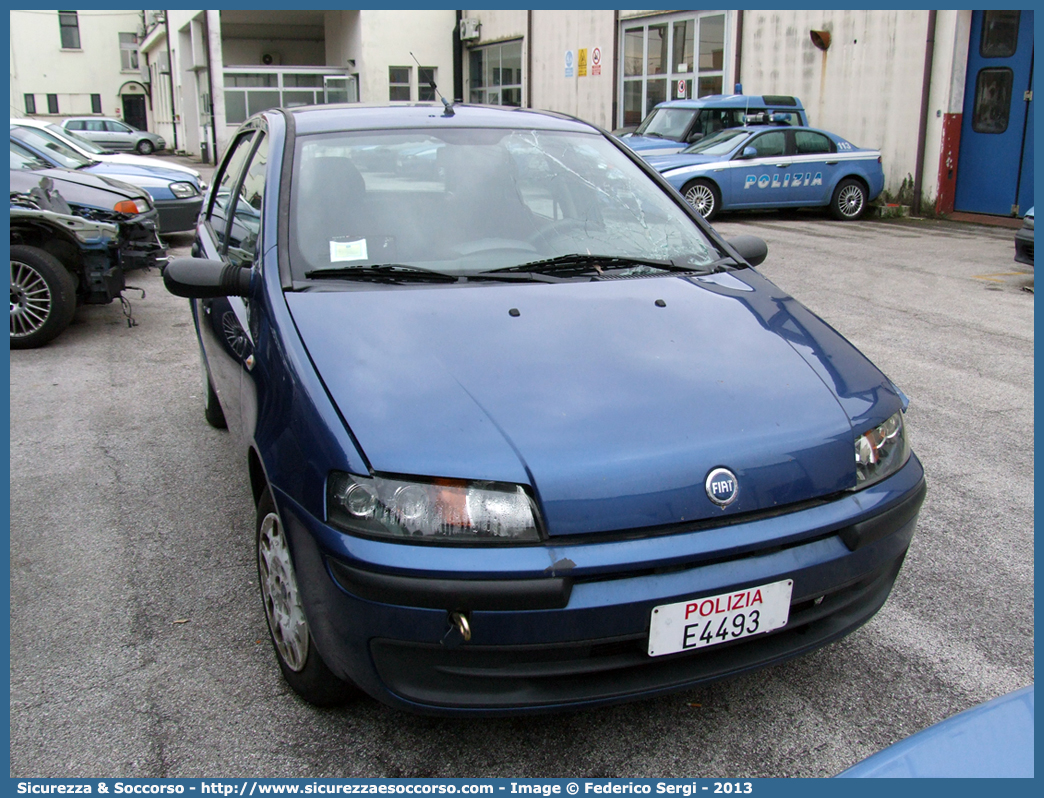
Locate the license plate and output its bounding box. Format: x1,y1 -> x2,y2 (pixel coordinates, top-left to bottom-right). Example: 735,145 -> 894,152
647,579 -> 793,657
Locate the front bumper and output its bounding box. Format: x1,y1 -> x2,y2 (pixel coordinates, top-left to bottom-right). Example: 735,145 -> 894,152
276,455 -> 925,715
1014,226 -> 1033,267
154,196 -> 204,233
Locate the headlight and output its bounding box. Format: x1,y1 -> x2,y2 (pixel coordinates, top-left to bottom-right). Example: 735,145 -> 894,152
114,198 -> 150,214
853,410 -> 910,489
328,472 -> 541,543
169,181 -> 199,199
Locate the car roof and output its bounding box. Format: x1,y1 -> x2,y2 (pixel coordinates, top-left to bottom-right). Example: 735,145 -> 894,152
283,103 -> 599,136
652,94 -> 804,111
10,118 -> 51,129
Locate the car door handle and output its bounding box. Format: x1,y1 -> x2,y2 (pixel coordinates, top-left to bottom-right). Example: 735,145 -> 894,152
826,161 -> 839,165
775,162 -> 791,168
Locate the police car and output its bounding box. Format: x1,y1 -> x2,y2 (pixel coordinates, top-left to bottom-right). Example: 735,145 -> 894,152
617,94 -> 808,156
644,122 -> 884,221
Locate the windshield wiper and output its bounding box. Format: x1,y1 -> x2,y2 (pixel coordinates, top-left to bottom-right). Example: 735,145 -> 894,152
304,263 -> 459,284
480,254 -> 713,279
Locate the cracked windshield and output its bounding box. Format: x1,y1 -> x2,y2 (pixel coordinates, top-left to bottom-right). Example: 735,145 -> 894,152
290,128 -> 717,281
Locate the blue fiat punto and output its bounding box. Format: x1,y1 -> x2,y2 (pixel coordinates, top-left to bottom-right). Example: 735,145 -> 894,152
645,124 -> 885,221
164,104 -> 924,715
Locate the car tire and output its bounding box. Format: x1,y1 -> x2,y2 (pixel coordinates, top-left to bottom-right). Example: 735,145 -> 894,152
136,139 -> 155,155
681,179 -> 721,221
203,368 -> 227,429
830,178 -> 869,221
256,487 -> 358,707
9,245 -> 78,349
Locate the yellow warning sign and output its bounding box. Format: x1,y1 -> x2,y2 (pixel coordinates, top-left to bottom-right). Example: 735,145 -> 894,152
578,48 -> 588,77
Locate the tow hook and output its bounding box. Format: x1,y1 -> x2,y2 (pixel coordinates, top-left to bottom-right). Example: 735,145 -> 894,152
440,611 -> 472,648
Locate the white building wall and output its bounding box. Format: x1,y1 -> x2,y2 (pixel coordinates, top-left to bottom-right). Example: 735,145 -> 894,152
10,9 -> 146,120
529,10 -> 616,128
922,10 -> 971,210
222,39 -> 325,67
354,10 -> 455,103
740,10 -> 936,197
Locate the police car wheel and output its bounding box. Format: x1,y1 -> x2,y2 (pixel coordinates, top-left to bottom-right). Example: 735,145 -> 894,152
682,179 -> 720,221
831,178 -> 868,220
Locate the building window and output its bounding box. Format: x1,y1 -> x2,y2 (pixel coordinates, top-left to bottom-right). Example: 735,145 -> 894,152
469,41 -> 523,107
620,11 -> 726,127
91,94 -> 102,114
24,94 -> 36,115
224,71 -> 355,125
980,11 -> 1020,58
389,67 -> 411,101
119,32 -> 140,70
418,67 -> 437,101
58,11 -> 80,49
972,68 -> 1013,133
47,94 -> 59,114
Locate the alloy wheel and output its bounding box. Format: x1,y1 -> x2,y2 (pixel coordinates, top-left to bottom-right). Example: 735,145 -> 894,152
11,259 -> 53,340
684,184 -> 716,217
837,185 -> 865,218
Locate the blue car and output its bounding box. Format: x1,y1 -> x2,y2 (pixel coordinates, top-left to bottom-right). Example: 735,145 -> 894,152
10,123 -> 203,233
647,124 -> 885,221
163,104 -> 925,715
837,685 -> 1034,777
617,94 -> 808,156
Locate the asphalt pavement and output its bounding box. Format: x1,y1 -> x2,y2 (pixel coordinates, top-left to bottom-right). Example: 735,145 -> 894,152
9,175 -> 1034,777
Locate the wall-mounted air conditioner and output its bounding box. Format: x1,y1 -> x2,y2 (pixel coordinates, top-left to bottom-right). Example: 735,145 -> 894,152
459,18 -> 481,41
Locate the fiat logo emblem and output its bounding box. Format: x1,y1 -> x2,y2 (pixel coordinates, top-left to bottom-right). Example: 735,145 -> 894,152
705,467 -> 739,507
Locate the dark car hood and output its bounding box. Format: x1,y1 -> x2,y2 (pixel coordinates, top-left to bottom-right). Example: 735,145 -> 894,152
645,153 -> 723,172
10,167 -> 150,207
287,271 -> 900,536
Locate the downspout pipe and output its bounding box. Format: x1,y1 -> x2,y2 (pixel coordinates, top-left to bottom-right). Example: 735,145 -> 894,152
164,11 -> 178,151
733,10 -> 744,93
611,9 -> 619,127
204,11 -> 219,164
453,10 -> 464,103
912,10 -> 937,217
526,10 -> 533,108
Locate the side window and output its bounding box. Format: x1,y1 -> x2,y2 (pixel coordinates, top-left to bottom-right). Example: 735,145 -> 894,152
746,131 -> 786,158
794,131 -> 833,155
208,130 -> 257,250
108,121 -> 133,133
87,120 -> 106,132
225,134 -> 269,267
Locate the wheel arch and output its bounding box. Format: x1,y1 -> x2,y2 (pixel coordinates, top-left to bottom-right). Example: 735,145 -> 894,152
247,446 -> 268,506
836,173 -> 870,195
10,222 -> 83,274
681,174 -> 723,195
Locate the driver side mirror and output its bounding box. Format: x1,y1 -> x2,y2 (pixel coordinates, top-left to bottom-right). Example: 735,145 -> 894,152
738,146 -> 758,160
726,235 -> 768,267
686,131 -> 705,143
163,257 -> 252,298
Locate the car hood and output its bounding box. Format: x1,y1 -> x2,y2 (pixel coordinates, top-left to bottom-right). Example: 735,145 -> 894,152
645,153 -> 723,172
621,135 -> 687,155
10,167 -> 151,205
287,271 -> 901,536
101,153 -> 201,182
84,161 -> 187,185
